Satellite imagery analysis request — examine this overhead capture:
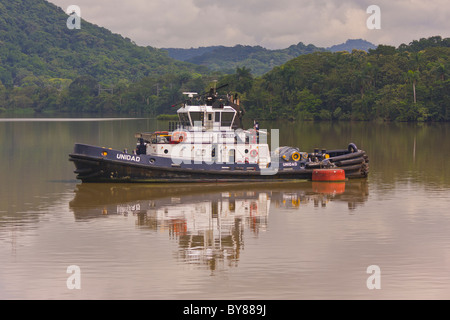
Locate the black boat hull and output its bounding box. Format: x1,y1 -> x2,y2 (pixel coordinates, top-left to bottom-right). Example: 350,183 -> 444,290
69,143 -> 369,183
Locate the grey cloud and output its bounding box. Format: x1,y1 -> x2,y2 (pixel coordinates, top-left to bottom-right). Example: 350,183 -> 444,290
49,0 -> 450,49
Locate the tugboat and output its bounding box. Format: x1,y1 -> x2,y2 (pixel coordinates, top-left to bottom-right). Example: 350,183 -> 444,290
69,86 -> 369,183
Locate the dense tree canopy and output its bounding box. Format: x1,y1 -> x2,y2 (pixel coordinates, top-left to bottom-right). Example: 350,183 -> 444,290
183,43 -> 326,76
239,37 -> 450,122
0,0 -> 448,121
0,0 -> 209,115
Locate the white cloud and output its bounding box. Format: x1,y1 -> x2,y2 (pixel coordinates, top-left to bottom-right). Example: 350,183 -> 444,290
49,0 -> 450,49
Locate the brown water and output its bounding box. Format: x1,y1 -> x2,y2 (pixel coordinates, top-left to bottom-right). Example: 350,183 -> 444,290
0,118 -> 449,299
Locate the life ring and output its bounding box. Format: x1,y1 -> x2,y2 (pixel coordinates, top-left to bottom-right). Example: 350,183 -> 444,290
172,131 -> 187,143
250,149 -> 258,157
348,143 -> 358,153
291,152 -> 300,161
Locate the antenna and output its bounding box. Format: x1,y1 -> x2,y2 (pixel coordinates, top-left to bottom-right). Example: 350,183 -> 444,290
172,84 -> 229,107
182,92 -> 198,98
171,92 -> 198,108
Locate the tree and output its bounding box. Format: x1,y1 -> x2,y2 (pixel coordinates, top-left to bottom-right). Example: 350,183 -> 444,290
431,61 -> 447,81
295,88 -> 322,120
235,67 -> 254,93
67,75 -> 98,112
368,45 -> 396,56
406,70 -> 420,104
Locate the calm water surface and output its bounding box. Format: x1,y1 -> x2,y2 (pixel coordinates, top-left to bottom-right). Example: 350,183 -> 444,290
0,118 -> 449,299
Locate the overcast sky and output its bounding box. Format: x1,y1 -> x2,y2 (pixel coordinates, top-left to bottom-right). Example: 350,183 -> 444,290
48,0 -> 450,49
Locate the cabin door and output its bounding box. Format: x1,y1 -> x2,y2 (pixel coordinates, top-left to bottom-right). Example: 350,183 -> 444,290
228,149 -> 235,164
213,112 -> 221,130
205,112 -> 214,130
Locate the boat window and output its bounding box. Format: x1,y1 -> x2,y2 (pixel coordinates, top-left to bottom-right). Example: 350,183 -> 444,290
178,112 -> 190,127
157,135 -> 169,144
221,112 -> 235,127
189,111 -> 204,127
215,112 -> 220,122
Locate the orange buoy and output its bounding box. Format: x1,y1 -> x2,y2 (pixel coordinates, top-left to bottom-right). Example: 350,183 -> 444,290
312,169 -> 346,182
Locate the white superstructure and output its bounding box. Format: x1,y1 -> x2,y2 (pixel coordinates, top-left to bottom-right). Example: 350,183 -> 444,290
136,91 -> 271,167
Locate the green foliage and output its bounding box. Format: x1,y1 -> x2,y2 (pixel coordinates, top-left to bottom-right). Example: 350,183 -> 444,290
295,89 -> 322,120
183,43 -> 326,76
0,0 -> 214,115
0,0 -> 205,86
241,37 -> 450,122
0,1 -> 448,123
167,40 -> 376,76
156,114 -> 179,120
398,36 -> 450,53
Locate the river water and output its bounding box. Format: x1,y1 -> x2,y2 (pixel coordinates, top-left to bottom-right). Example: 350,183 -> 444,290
0,118 -> 449,300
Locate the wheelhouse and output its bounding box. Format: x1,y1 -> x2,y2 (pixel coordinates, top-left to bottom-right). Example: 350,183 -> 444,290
177,105 -> 237,130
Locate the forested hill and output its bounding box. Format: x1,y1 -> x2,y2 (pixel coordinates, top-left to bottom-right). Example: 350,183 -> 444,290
327,39 -> 377,52
0,0 -> 206,87
162,46 -> 224,62
0,0 -> 448,122
164,43 -> 326,76
0,0 -> 218,115
163,39 -> 377,76
217,36 -> 450,122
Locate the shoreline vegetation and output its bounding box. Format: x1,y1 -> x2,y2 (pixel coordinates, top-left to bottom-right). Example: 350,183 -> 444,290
1,36 -> 448,122
0,2 -> 448,122
155,114 -> 180,120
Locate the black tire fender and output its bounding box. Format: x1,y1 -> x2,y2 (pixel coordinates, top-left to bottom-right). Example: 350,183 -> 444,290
348,143 -> 358,153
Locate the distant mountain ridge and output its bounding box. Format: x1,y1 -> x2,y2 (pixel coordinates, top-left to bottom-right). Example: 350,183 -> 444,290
0,0 -> 447,123
162,39 -> 377,75
162,46 -> 224,61
0,0 -> 206,87
327,39 -> 377,52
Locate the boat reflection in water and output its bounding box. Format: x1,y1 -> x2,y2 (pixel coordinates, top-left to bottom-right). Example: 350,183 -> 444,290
275,181 -> 368,210
69,181 -> 368,270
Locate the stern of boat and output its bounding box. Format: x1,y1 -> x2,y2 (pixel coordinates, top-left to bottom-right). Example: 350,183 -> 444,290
304,143 -> 369,179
